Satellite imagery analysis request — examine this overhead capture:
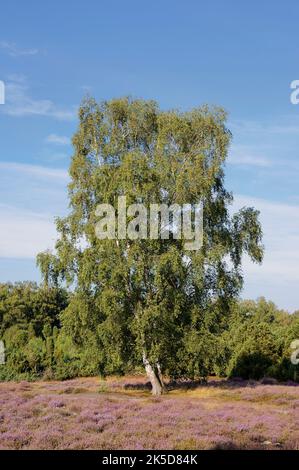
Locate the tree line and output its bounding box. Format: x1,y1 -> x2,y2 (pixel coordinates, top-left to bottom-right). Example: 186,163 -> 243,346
0,282 -> 298,383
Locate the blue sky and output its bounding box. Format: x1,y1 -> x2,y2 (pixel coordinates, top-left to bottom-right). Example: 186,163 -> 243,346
0,0 -> 299,311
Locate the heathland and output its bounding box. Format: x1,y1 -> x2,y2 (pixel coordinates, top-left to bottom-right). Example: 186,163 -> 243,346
0,376 -> 298,450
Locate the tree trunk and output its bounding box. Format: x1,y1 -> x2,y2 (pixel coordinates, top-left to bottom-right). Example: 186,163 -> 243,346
142,353 -> 164,396
156,362 -> 166,392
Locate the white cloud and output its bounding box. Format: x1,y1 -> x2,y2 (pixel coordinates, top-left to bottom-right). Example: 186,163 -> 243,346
234,195 -> 299,311
0,41 -> 38,57
2,79 -> 76,120
230,118 -> 299,136
43,152 -> 69,162
46,134 -> 70,145
0,161 -> 68,180
0,204 -> 56,258
228,144 -> 271,167
0,161 -> 68,227
0,162 -> 68,259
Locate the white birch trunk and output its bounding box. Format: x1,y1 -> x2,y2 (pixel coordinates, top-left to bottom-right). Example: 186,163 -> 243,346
142,352 -> 164,396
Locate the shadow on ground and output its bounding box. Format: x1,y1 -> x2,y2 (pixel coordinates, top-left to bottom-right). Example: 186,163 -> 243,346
123,376 -> 299,392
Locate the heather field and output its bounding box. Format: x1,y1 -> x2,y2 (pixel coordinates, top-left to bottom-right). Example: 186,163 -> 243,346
0,376 -> 298,450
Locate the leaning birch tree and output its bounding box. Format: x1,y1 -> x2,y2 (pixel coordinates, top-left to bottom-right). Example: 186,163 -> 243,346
37,97 -> 263,395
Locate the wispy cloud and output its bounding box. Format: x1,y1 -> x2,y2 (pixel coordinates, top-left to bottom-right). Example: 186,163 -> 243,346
46,134 -> 71,145
230,118 -> 299,136
43,152 -> 69,162
0,161 -> 68,219
0,204 -> 56,258
2,78 -> 76,120
0,161 -> 69,180
0,162 -> 68,258
233,194 -> 299,311
228,144 -> 271,167
0,41 -> 38,57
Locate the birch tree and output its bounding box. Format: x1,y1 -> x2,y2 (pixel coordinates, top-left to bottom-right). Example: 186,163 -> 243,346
38,97 -> 263,395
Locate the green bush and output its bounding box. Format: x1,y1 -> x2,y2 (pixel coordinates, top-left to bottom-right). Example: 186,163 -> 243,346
0,283 -> 298,382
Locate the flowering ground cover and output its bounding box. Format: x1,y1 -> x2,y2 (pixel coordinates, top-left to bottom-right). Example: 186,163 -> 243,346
0,376 -> 298,450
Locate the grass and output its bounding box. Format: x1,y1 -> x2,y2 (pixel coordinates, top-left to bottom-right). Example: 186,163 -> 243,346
0,376 -> 298,450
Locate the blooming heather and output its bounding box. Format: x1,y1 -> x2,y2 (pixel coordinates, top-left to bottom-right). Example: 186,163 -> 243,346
0,377 -> 298,450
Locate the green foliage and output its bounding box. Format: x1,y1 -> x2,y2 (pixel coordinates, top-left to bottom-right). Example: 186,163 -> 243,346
0,281 -> 68,336
1,98 -> 297,384
217,297 -> 299,381
36,96 -> 264,384
0,287 -> 298,382
0,282 -> 69,380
